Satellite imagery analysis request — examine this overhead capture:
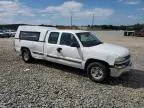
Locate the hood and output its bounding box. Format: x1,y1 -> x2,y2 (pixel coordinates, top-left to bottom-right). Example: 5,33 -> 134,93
85,43 -> 130,58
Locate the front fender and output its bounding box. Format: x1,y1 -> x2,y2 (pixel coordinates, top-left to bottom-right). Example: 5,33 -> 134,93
82,55 -> 116,69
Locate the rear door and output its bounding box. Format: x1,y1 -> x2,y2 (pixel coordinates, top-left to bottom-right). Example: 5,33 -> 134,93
44,31 -> 60,63
31,30 -> 47,59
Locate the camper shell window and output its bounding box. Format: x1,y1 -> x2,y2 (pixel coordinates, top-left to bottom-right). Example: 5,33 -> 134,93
19,31 -> 40,41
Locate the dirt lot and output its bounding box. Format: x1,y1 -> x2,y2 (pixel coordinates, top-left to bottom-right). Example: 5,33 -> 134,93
0,36 -> 144,108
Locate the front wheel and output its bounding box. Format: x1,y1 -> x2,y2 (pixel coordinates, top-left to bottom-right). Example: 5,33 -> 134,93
22,49 -> 32,63
87,62 -> 108,82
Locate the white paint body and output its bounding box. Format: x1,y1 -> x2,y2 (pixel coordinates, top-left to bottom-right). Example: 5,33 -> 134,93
14,26 -> 132,77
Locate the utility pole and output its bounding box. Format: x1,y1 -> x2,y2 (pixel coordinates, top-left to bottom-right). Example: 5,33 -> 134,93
91,14 -> 95,29
70,0 -> 74,29
71,13 -> 73,29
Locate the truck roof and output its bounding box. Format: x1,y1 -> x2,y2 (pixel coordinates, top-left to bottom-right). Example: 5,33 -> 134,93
51,29 -> 89,34
18,26 -> 89,33
18,25 -> 57,31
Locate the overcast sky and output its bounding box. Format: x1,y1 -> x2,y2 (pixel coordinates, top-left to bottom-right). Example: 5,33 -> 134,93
0,0 -> 144,25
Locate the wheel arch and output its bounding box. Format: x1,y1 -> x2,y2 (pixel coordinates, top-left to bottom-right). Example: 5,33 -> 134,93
21,46 -> 33,63
21,47 -> 31,55
84,58 -> 110,73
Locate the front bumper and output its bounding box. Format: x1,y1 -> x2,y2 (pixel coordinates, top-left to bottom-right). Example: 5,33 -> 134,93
110,62 -> 132,77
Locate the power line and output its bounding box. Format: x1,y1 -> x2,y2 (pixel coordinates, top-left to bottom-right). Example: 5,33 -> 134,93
44,11 -> 96,26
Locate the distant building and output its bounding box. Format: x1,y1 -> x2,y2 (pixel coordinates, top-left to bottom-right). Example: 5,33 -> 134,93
124,31 -> 135,36
136,29 -> 144,37
78,26 -> 88,30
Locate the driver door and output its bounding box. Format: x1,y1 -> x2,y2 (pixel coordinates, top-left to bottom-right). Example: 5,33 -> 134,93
57,33 -> 83,68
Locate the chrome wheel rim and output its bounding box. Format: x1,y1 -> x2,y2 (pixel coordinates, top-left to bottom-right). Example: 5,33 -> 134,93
90,66 -> 104,80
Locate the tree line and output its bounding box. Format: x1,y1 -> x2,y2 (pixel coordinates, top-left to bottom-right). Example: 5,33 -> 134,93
0,23 -> 144,31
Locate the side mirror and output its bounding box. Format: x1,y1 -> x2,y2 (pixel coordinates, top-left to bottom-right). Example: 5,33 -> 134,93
71,42 -> 80,48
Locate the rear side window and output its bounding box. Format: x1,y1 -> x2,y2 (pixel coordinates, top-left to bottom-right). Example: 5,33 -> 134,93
19,31 -> 40,41
48,32 -> 59,44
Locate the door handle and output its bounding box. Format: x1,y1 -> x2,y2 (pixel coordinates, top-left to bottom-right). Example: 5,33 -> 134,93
57,48 -> 62,52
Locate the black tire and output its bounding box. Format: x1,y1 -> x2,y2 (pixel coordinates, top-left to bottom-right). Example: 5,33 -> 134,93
21,49 -> 32,63
87,62 -> 108,82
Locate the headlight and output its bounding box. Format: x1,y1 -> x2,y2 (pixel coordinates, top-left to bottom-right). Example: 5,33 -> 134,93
115,55 -> 131,68
115,57 -> 125,64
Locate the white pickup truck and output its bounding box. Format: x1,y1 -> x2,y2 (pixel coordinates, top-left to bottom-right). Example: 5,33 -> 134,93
14,26 -> 132,82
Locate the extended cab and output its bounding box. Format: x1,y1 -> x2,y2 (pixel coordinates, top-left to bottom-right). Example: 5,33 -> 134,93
14,26 -> 132,82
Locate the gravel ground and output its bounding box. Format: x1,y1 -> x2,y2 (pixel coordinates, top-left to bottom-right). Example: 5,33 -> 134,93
0,37 -> 144,108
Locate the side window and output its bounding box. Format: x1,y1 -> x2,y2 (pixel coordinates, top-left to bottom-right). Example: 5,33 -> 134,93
60,33 -> 78,46
48,32 -> 59,44
19,31 -> 40,41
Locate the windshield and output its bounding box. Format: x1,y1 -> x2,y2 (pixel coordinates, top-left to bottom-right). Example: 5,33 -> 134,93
76,32 -> 102,47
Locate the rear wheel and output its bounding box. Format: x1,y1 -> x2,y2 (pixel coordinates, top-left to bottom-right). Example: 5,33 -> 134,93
87,62 -> 108,82
22,49 -> 32,63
